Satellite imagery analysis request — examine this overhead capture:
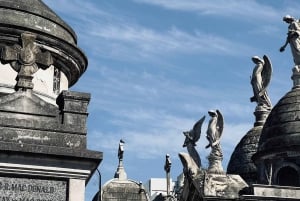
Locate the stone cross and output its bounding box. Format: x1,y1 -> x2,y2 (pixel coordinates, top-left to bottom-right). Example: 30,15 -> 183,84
1,32 -> 53,91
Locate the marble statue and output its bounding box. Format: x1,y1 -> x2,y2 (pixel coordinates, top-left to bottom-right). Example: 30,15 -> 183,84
114,139 -> 127,180
183,116 -> 205,168
280,15 -> 300,65
206,110 -> 224,173
250,55 -> 272,110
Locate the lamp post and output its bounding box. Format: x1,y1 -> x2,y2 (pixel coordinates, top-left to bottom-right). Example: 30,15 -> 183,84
96,169 -> 101,201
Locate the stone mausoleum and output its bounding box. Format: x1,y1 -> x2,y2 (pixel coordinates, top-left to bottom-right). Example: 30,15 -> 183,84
2,1 -> 300,201
0,0 -> 102,200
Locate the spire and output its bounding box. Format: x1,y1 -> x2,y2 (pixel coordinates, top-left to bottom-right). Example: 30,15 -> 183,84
114,139 -> 127,180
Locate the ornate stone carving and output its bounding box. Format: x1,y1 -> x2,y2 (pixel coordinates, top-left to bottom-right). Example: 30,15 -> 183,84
182,116 -> 205,168
205,110 -> 224,174
250,55 -> 272,111
1,32 -> 53,91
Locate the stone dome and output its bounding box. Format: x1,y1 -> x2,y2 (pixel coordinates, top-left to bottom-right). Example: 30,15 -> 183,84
253,86 -> 300,186
0,0 -> 87,88
227,126 -> 261,185
255,88 -> 300,158
0,0 -> 76,44
227,105 -> 270,185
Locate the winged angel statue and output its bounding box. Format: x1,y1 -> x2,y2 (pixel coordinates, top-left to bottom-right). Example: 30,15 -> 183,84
182,116 -> 205,168
206,110 -> 224,173
250,55 -> 272,110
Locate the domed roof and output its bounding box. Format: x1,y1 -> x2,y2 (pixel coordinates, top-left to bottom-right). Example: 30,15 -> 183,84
227,126 -> 261,184
98,179 -> 149,201
0,0 -> 76,44
0,0 -> 87,87
254,88 -> 300,160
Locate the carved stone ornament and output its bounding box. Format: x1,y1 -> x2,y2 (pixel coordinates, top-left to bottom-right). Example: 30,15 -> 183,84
250,55 -> 272,111
182,116 -> 205,168
1,32 -> 53,91
206,110 -> 224,174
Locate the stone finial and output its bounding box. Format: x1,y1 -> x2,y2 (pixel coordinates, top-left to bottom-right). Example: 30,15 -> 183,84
114,139 -> 127,180
1,32 -> 53,91
206,110 -> 224,174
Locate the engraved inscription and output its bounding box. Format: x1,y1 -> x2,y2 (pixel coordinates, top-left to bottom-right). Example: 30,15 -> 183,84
0,177 -> 67,201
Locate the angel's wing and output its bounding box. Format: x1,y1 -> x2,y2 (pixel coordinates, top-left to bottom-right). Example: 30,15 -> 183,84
216,110 -> 224,139
262,55 -> 272,89
193,115 -> 205,142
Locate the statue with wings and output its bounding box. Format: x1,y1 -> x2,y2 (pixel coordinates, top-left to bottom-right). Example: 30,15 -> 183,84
250,55 -> 272,110
206,110 -> 224,173
183,116 -> 205,168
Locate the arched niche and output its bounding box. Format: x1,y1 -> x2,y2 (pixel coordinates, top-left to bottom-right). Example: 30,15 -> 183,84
274,163 -> 300,187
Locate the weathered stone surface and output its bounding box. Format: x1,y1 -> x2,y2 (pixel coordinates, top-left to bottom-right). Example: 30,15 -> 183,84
242,184 -> 300,200
255,88 -> 300,156
0,0 -> 87,87
0,1 -> 101,201
100,179 -> 149,201
227,126 -> 262,185
0,0 -> 76,44
0,90 -> 91,149
179,171 -> 248,201
203,173 -> 248,199
0,176 -> 67,201
0,89 -> 102,184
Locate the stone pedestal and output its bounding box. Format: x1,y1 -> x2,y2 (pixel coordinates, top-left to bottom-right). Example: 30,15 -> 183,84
291,65 -> 300,89
203,173 -> 248,200
242,184 -> 300,200
0,90 -> 102,201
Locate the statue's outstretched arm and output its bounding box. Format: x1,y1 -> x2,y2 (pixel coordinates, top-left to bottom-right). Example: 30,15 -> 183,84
280,38 -> 289,52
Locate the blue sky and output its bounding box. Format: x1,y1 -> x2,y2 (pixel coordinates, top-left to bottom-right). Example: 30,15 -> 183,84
43,0 -> 300,200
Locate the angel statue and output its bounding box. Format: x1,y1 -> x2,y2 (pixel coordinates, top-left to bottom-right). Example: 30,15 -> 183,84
206,110 -> 224,174
183,116 -> 205,168
250,55 -> 272,111
280,15 -> 300,65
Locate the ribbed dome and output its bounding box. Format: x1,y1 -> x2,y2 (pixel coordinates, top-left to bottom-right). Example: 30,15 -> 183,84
227,126 -> 262,184
255,88 -> 300,159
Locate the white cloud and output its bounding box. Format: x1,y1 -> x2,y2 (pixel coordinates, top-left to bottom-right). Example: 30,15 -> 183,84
133,0 -> 279,21
88,24 -> 256,61
45,0 -> 257,62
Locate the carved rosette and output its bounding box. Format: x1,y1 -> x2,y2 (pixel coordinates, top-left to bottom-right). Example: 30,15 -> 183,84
1,32 -> 53,91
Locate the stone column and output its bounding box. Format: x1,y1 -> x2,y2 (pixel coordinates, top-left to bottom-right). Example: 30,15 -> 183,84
69,179 -> 86,201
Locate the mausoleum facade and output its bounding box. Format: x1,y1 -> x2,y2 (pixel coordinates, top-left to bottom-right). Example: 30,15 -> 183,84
0,0 -> 102,200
